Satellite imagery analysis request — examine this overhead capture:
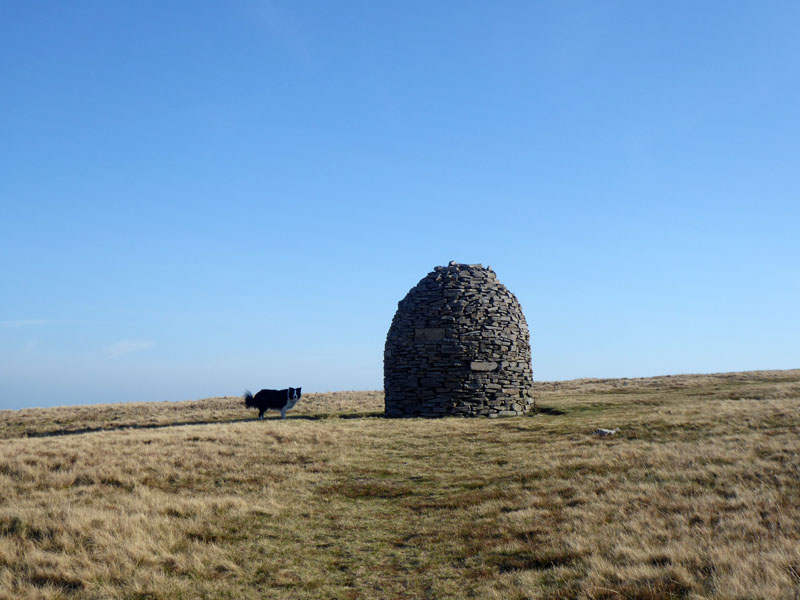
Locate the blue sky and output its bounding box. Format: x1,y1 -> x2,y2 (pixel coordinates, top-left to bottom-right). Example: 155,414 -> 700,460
2,1 -> 799,409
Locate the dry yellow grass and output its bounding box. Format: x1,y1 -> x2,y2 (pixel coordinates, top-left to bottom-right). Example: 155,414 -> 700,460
1,370 -> 799,599
0,391 -> 384,440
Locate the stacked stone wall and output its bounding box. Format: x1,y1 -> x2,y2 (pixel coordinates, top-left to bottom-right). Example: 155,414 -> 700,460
384,262 -> 533,417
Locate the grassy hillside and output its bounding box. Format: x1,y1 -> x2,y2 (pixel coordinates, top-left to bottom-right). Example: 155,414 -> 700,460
1,370 -> 799,599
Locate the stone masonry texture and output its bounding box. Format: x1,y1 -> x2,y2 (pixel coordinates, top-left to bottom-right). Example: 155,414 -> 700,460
384,262 -> 534,417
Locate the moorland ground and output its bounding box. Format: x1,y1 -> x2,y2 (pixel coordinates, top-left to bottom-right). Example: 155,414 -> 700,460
1,370 -> 799,599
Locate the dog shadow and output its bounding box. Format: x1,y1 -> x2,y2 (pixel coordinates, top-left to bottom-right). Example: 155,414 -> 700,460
269,411 -> 386,421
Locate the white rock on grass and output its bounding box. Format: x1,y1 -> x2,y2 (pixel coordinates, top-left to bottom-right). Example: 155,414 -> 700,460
593,428 -> 620,436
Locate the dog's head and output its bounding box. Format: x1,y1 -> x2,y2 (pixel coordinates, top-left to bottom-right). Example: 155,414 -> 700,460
284,387 -> 302,410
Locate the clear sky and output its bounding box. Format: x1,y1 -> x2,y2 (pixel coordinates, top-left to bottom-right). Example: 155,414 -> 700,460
2,1 -> 799,410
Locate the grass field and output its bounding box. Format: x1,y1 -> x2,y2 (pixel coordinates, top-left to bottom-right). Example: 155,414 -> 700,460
1,370 -> 799,599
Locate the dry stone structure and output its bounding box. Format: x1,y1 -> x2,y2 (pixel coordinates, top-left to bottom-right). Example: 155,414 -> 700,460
384,262 -> 533,417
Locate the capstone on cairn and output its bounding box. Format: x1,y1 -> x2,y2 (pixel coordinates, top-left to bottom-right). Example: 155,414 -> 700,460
384,262 -> 533,417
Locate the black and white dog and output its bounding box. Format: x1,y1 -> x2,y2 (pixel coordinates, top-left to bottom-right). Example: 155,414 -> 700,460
243,387 -> 302,420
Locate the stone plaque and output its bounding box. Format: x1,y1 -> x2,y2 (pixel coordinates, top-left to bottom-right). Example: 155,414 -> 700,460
415,328 -> 445,341
470,361 -> 498,371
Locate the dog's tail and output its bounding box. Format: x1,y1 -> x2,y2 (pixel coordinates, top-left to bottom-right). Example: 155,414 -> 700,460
243,390 -> 254,407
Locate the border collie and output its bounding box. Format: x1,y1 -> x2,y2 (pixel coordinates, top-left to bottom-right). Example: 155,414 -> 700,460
243,387 -> 302,420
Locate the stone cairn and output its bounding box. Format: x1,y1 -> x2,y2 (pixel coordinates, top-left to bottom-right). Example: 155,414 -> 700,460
384,262 -> 534,417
